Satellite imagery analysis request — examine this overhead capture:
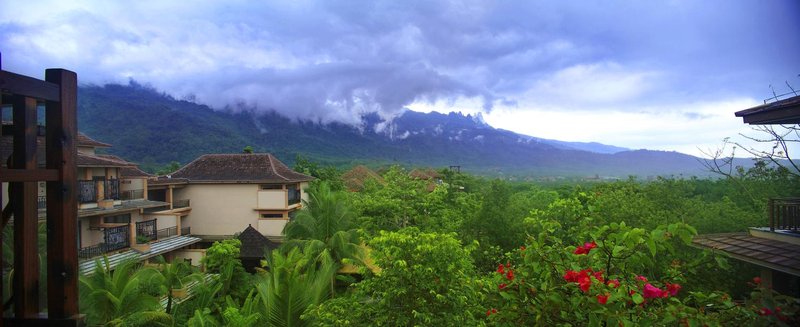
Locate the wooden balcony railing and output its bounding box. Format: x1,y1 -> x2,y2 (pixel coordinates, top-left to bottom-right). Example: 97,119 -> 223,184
769,197 -> 800,232
181,226 -> 191,236
136,219 -> 157,242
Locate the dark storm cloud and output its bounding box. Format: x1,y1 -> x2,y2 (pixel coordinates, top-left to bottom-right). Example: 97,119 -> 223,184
1,0 -> 798,124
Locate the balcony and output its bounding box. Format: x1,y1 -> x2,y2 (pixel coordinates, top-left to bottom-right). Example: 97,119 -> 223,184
136,219 -> 157,242
173,199 -> 190,209
121,189 -> 144,200
78,179 -> 121,204
78,224 -> 130,259
769,198 -> 800,232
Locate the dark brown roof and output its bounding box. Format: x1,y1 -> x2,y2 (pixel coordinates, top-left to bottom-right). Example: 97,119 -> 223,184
119,166 -> 153,178
237,224 -> 279,258
77,153 -> 136,168
735,94 -> 800,125
692,233 -> 800,277
149,176 -> 190,186
78,132 -> 112,148
171,153 -> 314,183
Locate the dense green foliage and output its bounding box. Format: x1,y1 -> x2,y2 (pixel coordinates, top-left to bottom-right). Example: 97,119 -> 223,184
70,159 -> 799,326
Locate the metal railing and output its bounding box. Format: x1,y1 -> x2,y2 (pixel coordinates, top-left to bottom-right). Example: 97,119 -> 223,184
180,226 -> 191,236
173,199 -> 190,209
78,224 -> 131,259
78,180 -> 96,203
136,219 -> 157,242
105,179 -> 120,200
769,198 -> 800,232
157,226 -> 177,239
121,189 -> 144,200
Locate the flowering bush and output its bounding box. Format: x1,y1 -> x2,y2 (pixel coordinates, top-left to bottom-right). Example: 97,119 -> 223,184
481,217 -> 798,326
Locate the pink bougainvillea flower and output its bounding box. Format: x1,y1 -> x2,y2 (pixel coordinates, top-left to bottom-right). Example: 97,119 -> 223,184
497,264 -> 505,274
607,279 -> 620,288
642,283 -> 664,299
636,275 -> 648,282
573,246 -> 589,255
666,283 -> 681,296
597,293 -> 609,304
498,283 -> 507,290
506,270 -> 514,281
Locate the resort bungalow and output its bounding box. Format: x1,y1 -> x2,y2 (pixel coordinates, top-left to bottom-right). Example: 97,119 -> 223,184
692,93 -> 800,296
149,153 -> 313,242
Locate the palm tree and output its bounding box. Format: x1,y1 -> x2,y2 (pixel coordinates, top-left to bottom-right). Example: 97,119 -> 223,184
255,247 -> 335,327
282,182 -> 363,294
151,256 -> 203,314
79,257 -> 170,325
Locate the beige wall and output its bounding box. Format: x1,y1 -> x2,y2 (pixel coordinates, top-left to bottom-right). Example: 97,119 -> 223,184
121,178 -> 146,200
257,219 -> 288,236
174,249 -> 206,268
257,190 -> 287,209
149,214 -> 178,230
174,184 -> 260,237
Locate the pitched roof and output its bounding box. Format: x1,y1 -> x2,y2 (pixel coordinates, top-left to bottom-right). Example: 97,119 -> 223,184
170,153 -> 314,183
119,166 -> 153,178
735,94 -> 800,125
78,132 -> 112,148
237,224 -> 279,258
77,153 -> 136,168
692,232 -> 800,277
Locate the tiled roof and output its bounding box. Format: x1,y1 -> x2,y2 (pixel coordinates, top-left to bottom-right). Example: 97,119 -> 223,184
171,153 -> 314,183
237,224 -> 279,258
78,132 -> 112,148
692,233 -> 800,277
119,166 -> 153,178
149,176 -> 190,186
77,153 -> 135,167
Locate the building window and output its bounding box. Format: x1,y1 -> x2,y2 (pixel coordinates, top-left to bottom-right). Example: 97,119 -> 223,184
260,184 -> 282,190
103,213 -> 131,224
260,213 -> 284,219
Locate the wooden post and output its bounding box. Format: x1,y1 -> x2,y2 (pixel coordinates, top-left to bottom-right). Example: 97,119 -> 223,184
12,95 -> 39,317
769,199 -> 775,232
44,68 -> 79,320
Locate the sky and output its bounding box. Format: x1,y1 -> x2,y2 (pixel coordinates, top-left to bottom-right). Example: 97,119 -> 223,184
1,0 -> 799,157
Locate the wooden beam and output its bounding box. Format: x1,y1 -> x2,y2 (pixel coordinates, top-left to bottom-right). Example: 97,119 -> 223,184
12,95 -> 39,317
0,71 -> 60,102
0,168 -> 60,182
45,68 -> 80,319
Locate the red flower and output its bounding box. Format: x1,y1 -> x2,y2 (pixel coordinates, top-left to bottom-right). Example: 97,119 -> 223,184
642,283 -> 664,299
592,270 -> 604,283
607,279 -> 620,288
636,275 -> 648,282
506,270 -> 514,281
563,270 -> 579,282
666,283 -> 681,296
497,264 -> 505,274
597,293 -> 609,304
520,246 -> 526,251
758,307 -> 773,316
573,241 -> 598,255
629,289 -> 637,296
498,283 -> 507,290
753,276 -> 761,284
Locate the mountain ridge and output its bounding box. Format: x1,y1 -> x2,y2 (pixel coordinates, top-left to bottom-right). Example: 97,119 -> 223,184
77,82 -> 712,177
